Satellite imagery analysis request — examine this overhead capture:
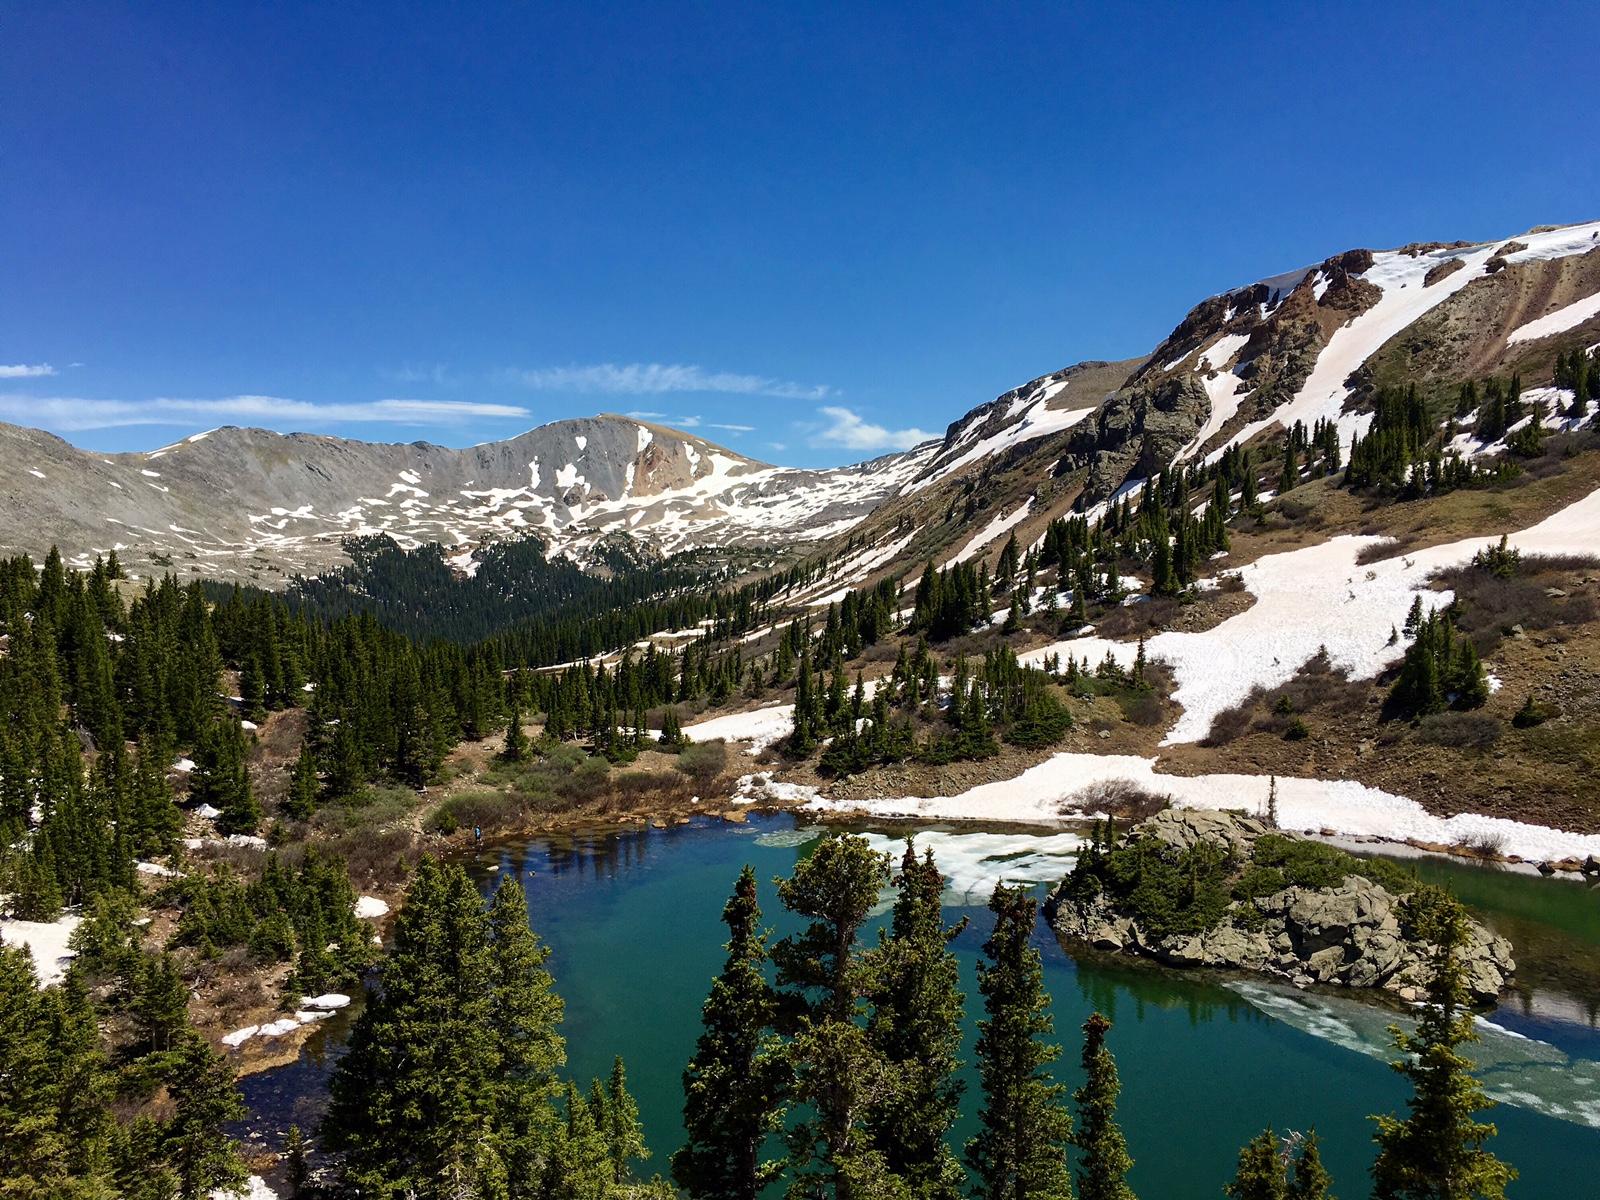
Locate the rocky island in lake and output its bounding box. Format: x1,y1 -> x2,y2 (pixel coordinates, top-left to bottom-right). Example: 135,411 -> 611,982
1048,809 -> 1516,1002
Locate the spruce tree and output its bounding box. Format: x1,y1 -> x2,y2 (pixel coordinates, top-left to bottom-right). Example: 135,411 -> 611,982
1370,887 -> 1515,1200
1074,1012 -> 1135,1200
674,865 -> 789,1200
773,834 -> 904,1200
864,843 -> 967,1200
966,884 -> 1073,1200
1227,1128 -> 1286,1200
163,1033 -> 247,1200
504,700 -> 529,761
323,858 -> 501,1199
285,742 -> 320,822
1288,1132 -> 1333,1200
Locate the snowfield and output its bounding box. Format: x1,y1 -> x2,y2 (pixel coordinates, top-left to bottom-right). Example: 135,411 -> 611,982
1022,482 -> 1600,746
813,751 -> 1600,865
0,913 -> 82,986
683,704 -> 796,755
949,499 -> 1034,566
1208,221 -> 1600,465
1506,290 -> 1600,345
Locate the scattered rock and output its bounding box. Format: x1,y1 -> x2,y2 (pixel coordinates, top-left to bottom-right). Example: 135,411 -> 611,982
1048,810 -> 1514,1002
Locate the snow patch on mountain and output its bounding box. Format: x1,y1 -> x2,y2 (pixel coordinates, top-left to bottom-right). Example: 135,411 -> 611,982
1507,290 -> 1600,344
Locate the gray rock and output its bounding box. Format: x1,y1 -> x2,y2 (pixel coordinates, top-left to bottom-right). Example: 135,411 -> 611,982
1048,808 -> 1516,1003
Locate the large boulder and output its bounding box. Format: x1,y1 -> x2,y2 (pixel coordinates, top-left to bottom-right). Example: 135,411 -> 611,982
1048,809 -> 1516,1003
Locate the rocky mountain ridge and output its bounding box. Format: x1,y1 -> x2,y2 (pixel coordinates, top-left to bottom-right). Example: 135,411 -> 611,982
3,219 -> 1596,588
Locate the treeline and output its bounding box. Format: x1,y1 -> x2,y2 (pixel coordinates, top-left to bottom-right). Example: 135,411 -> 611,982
0,547 -> 511,919
300,833 -> 1516,1200
279,526 -> 910,667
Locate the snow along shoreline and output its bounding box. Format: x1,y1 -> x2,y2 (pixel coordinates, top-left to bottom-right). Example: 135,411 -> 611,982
803,752 -> 1600,866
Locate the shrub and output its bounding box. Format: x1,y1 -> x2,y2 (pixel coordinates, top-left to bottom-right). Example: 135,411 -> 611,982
1415,711 -> 1503,750
1117,690 -> 1165,727
1065,779 -> 1172,821
675,740 -> 729,787
1455,830 -> 1507,860
425,790 -> 523,835
1512,694 -> 1558,728
1203,703 -> 1254,747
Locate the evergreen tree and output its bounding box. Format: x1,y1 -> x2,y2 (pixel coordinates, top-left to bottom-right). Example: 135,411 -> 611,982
1227,1129 -> 1286,1200
284,1125 -> 310,1198
966,884 -> 1074,1200
674,865 -> 789,1200
1370,887 -> 1515,1200
1288,1133 -> 1333,1200
773,835 -> 904,1200
323,858 -> 501,1199
163,1034 -> 247,1200
593,1057 -> 648,1187
1074,1012 -> 1135,1200
504,700 -> 530,761
285,743 -> 320,822
863,843 -> 967,1200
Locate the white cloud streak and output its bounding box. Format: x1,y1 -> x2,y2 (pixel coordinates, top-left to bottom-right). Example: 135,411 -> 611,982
810,406 -> 935,452
0,363 -> 58,378
0,394 -> 529,432
508,362 -> 830,401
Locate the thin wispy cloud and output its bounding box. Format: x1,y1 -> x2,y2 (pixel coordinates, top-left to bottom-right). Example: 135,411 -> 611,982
624,410 -> 668,420
508,362 -> 831,401
0,393 -> 530,432
0,363 -> 58,379
810,406 -> 935,452
708,422 -> 755,433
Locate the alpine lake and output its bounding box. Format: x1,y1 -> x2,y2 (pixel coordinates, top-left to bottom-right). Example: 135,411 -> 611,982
236,813 -> 1600,1198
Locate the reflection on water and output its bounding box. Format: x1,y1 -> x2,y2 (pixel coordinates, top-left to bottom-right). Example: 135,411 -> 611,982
234,814 -> 1600,1199
1230,980 -> 1600,1129
859,828 -> 1085,907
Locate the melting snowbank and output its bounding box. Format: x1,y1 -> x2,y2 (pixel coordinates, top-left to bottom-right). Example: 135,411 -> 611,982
1023,483 -> 1600,745
0,913 -> 82,986
684,705 -> 796,755
810,751 -> 1600,864
860,828 -> 1084,906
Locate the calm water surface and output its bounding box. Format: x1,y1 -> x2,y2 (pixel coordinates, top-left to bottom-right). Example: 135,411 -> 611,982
240,814 -> 1600,1198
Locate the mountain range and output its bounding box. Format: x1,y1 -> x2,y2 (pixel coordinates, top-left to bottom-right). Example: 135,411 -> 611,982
3,219 -> 1597,587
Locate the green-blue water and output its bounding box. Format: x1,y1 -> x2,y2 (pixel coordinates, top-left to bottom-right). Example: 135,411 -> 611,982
242,815 -> 1600,1197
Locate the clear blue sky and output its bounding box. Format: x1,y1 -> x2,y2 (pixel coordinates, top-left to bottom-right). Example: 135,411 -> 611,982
3,2 -> 1596,465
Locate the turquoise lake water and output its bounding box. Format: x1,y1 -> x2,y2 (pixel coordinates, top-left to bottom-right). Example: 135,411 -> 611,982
241,814 -> 1600,1197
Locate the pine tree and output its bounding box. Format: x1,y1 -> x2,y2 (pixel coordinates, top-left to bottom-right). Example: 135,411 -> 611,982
966,884 -> 1074,1200
284,1125 -> 309,1198
593,1057 -> 648,1187
674,865 -> 789,1200
323,858 -> 501,1199
1227,1129 -> 1286,1200
1288,1132 -> 1333,1200
1074,1012 -> 1135,1200
773,834 -> 904,1200
504,700 -> 529,761
1370,887 -> 1515,1200
864,843 -> 967,1200
285,742 -> 320,822
163,1034 -> 247,1200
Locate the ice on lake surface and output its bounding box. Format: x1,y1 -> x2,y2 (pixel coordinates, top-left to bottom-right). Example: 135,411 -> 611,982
1231,980 -> 1600,1129
860,828 -> 1084,907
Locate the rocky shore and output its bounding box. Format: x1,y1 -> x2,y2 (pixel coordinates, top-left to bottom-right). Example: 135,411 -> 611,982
1047,809 -> 1515,1002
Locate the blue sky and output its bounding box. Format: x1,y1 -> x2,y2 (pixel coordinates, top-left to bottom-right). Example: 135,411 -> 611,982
3,2 -> 1597,466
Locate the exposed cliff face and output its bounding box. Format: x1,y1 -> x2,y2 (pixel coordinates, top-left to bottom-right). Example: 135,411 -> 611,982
1047,810 -> 1515,1003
